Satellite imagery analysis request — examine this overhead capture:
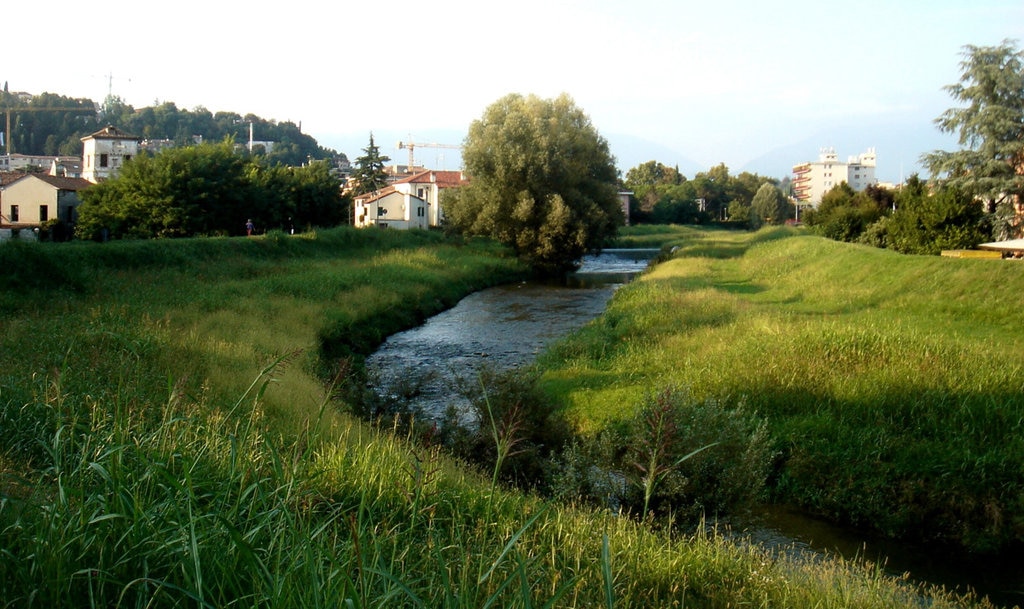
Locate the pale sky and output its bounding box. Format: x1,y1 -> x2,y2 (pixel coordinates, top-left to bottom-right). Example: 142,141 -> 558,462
4,0 -> 1022,181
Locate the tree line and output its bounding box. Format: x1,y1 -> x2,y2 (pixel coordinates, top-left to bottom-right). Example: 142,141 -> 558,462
76,140 -> 348,240
803,40 -> 1023,253
0,90 -> 344,168
623,40 -> 1024,255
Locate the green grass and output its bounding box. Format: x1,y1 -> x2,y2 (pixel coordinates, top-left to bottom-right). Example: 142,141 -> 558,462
0,226 -> 1002,607
540,225 -> 1024,553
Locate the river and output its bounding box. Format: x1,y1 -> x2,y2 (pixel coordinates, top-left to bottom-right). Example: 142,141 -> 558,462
365,247 -> 1023,608
365,248 -> 659,420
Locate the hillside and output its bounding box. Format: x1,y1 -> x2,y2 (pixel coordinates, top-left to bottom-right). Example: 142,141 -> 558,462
1,90 -> 342,167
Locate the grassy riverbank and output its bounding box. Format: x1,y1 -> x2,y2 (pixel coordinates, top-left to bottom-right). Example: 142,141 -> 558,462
545,225 -> 1024,554
0,227 -> 1002,607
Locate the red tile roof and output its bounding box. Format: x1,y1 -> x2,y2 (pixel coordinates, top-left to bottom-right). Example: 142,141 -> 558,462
392,170 -> 467,188
3,173 -> 92,191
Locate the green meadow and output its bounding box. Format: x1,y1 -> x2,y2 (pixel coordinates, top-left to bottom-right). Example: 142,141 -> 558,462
543,225 -> 1024,553
0,226 -> 1011,607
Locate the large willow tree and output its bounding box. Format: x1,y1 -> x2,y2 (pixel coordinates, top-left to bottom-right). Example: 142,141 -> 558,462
444,93 -> 622,274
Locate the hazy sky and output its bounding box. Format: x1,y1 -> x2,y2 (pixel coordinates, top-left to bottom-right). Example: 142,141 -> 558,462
4,0 -> 1022,180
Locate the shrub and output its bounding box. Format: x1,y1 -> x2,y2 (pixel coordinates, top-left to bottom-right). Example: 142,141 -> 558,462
555,386 -> 776,523
441,366 -> 571,490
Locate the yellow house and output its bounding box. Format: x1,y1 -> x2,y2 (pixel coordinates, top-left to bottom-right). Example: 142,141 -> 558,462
0,173 -> 92,239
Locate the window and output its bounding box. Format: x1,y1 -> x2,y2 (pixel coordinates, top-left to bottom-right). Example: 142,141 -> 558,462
100,154 -> 109,167
417,187 -> 426,199
417,207 -> 425,217
378,206 -> 387,216
10,205 -> 19,222
39,205 -> 48,222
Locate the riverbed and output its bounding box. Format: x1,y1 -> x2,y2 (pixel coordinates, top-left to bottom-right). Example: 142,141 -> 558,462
364,247 -> 1023,608
365,248 -> 659,420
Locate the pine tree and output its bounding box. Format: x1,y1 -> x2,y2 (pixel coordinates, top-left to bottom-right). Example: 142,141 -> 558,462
351,132 -> 391,195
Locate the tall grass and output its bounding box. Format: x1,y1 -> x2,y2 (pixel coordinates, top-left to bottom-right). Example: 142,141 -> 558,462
539,226 -> 1024,553
0,227 -> 1001,607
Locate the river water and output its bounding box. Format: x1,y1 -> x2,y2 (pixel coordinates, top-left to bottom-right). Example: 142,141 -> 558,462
365,248 -> 659,420
365,248 -> 1023,608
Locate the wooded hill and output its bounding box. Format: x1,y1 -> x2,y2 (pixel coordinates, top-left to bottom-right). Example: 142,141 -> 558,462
0,89 -> 345,167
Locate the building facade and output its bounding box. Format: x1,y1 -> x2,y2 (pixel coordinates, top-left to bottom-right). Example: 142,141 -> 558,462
390,170 -> 468,228
81,125 -> 140,183
0,173 -> 91,239
792,148 -> 877,205
352,186 -> 429,230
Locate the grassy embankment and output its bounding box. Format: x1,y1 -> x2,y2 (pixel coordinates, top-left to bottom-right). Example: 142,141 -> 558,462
0,227 -> 1001,607
545,225 -> 1024,554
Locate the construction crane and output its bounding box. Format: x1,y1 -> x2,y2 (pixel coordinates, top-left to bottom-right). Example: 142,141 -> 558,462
2,106 -> 98,155
396,139 -> 461,171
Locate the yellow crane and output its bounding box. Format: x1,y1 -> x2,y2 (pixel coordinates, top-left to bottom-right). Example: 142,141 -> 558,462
396,139 -> 461,171
1,106 -> 98,155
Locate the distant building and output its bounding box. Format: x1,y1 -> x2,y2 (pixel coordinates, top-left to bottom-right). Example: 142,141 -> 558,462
0,173 -> 91,239
352,186 -> 429,230
390,170 -> 468,228
81,125 -> 140,183
792,148 -> 877,205
353,170 -> 468,230
0,153 -> 81,177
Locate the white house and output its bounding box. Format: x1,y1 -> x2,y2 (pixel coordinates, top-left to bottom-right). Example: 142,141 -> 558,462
353,186 -> 430,230
390,170 -> 467,228
81,125 -> 140,183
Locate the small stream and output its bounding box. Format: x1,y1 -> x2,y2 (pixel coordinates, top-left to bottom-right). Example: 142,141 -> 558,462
366,249 -> 658,420
365,248 -> 1023,608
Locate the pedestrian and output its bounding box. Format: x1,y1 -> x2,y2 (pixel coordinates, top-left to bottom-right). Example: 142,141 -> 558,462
246,219 -> 255,236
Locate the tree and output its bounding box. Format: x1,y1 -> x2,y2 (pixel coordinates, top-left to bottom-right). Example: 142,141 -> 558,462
922,40 -> 1024,238
886,175 -> 989,255
351,132 -> 390,195
444,93 -> 622,274
76,140 -> 345,240
690,164 -> 732,221
748,183 -> 789,229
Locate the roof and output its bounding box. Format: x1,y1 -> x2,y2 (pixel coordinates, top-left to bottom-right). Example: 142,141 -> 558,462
979,239 -> 1024,251
392,170 -> 467,188
4,173 -> 92,191
353,186 -> 397,204
81,125 -> 140,141
0,172 -> 24,187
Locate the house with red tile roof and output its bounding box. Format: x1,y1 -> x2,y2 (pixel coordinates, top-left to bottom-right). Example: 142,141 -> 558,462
352,186 -> 430,230
390,170 -> 468,227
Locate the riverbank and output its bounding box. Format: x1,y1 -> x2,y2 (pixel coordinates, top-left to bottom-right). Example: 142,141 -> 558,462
540,225 -> 1024,559
0,227 -> 1003,607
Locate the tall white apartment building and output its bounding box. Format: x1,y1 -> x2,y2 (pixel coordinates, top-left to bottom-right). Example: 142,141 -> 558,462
792,148 -> 877,205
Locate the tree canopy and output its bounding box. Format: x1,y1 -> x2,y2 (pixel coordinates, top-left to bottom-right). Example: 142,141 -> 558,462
76,140 -> 348,240
444,93 -> 622,274
748,183 -> 791,229
922,39 -> 1024,238
886,175 -> 988,254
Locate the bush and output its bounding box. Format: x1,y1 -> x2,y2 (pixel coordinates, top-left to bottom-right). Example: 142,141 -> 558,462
441,366 -> 571,490
554,386 -> 777,523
